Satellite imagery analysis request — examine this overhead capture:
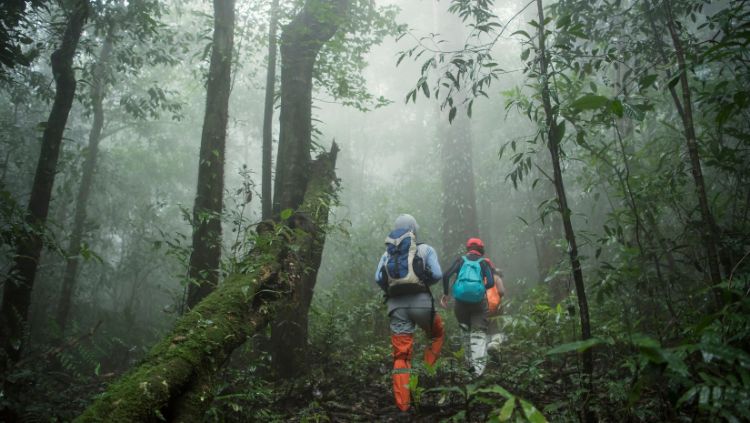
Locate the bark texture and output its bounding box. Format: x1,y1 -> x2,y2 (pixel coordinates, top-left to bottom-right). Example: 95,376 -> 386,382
261,0 -> 280,220
272,0 -> 348,214
535,0 -> 594,419
269,0 -> 348,378
185,0 -> 235,310
75,147 -> 339,423
56,32 -> 114,333
0,0 -> 89,361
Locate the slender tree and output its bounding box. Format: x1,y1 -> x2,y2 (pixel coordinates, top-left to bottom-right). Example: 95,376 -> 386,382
535,0 -> 594,419
0,0 -> 90,362
55,30 -> 114,333
270,0 -> 349,378
663,0 -> 728,285
185,0 -> 236,310
261,0 -> 280,220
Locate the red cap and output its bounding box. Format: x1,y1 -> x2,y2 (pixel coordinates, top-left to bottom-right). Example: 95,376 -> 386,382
466,237 -> 484,250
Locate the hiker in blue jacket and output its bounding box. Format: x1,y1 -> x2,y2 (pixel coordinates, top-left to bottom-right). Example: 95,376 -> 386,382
440,237 -> 494,376
374,214 -> 444,412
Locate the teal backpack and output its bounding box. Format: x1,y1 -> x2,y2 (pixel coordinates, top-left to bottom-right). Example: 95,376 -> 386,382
452,256 -> 486,303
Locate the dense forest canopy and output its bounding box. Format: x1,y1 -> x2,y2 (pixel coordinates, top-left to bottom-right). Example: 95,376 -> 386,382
0,0 -> 748,421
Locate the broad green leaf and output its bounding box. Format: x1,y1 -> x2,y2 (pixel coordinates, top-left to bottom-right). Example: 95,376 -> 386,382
610,100 -> 624,117
570,94 -> 609,112
476,385 -> 513,398
639,74 -> 658,89
520,399 -> 548,423
498,397 -> 515,421
546,337 -> 605,355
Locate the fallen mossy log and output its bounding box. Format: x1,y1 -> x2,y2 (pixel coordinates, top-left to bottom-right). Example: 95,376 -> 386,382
76,145 -> 339,422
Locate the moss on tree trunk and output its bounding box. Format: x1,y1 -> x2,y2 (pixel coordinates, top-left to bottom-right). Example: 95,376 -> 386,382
76,146 -> 339,422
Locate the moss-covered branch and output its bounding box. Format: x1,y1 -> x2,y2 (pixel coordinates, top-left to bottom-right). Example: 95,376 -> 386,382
76,146 -> 339,422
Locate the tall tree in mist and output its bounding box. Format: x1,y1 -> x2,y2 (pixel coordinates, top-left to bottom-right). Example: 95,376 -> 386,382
270,0 -> 349,378
534,0 -> 593,418
435,4 -> 479,256
438,105 -> 480,255
185,0 -> 235,310
55,29 -> 114,333
0,0 -> 90,362
262,0 -> 280,220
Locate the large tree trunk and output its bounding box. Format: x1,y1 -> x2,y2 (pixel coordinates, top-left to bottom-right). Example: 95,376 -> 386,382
76,147 -> 339,423
535,0 -> 594,420
434,4 -> 479,256
185,0 -> 235,310
0,0 -> 89,362
272,0 -> 348,214
439,109 -> 480,255
269,0 -> 348,379
261,0 -> 280,220
56,32 -> 114,334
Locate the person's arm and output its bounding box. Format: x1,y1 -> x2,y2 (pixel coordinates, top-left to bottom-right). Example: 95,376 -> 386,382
374,252 -> 388,293
442,258 -> 461,296
420,245 -> 443,285
482,260 -> 495,289
440,258 -> 461,308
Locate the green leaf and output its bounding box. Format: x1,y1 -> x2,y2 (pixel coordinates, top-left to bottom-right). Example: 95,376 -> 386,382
477,385 -> 513,398
521,49 -> 530,61
448,106 -> 457,123
570,94 -> 609,112
280,208 -> 293,220
639,74 -> 658,89
520,399 -> 548,423
498,397 -> 515,421
511,30 -> 531,39
610,99 -> 624,117
546,337 -> 605,355
421,81 -> 430,98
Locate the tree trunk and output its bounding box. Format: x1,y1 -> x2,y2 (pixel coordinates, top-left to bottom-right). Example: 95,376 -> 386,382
663,0 -> 728,285
272,0 -> 348,214
261,0 -> 280,220
76,147 -> 339,423
535,0 -> 594,420
269,0 -> 348,379
56,32 -> 114,334
439,108 -> 480,256
185,0 -> 235,310
0,0 -> 89,362
434,4 -> 480,256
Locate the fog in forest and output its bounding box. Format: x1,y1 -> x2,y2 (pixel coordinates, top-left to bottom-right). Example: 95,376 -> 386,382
0,0 -> 748,421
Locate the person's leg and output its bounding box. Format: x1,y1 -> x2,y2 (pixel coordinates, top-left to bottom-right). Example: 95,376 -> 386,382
467,301 -> 489,376
390,308 -> 415,411
453,301 -> 473,372
410,307 -> 444,366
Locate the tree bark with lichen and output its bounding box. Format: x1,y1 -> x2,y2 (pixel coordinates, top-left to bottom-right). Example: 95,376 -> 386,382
75,145 -> 339,423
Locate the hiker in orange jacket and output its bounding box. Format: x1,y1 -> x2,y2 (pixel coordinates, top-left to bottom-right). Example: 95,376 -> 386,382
374,214 -> 444,412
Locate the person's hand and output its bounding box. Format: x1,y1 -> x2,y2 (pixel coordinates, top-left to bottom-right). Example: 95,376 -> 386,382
440,294 -> 449,309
